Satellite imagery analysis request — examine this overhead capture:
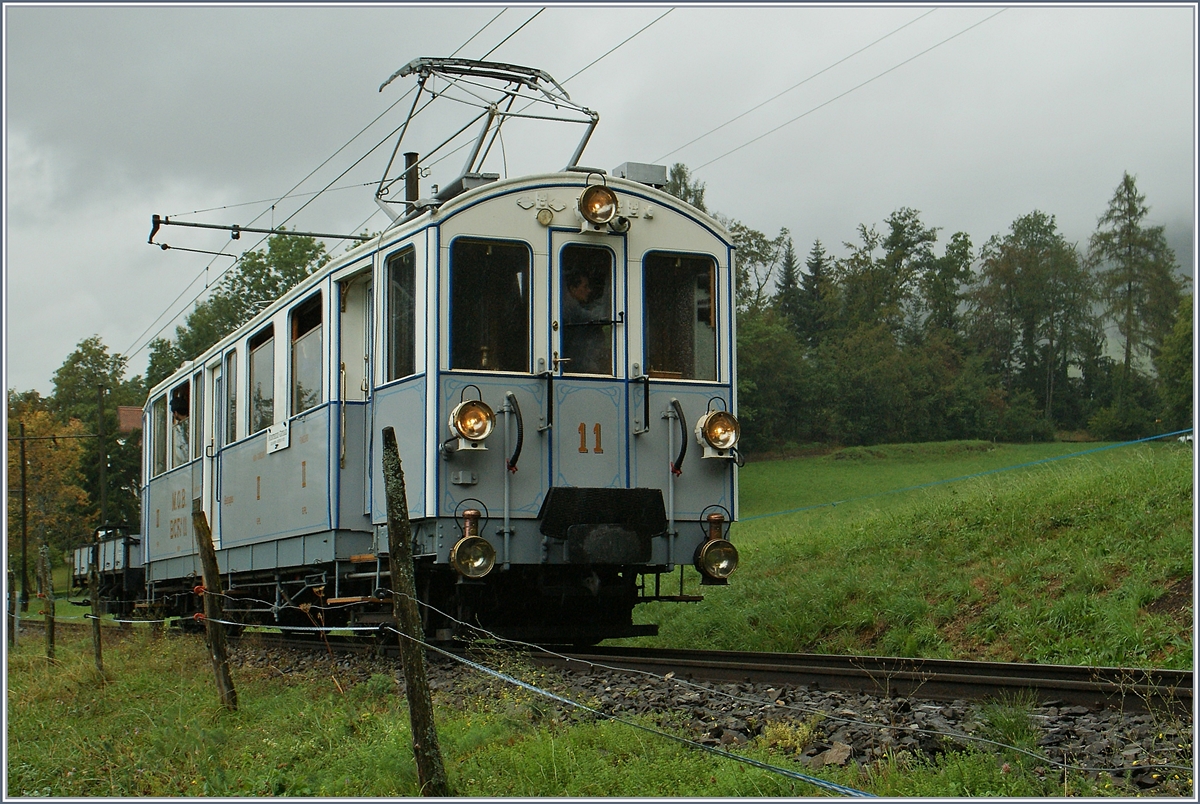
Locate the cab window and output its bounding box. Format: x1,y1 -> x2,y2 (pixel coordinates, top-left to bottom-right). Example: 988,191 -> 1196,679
387,248 -> 417,381
291,294 -> 322,415
169,382 -> 190,468
450,238 -> 530,372
248,325 -> 275,434
644,252 -> 716,381
560,244 -> 613,375
151,395 -> 167,476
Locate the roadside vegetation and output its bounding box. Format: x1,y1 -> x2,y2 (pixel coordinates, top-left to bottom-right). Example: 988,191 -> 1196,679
7,627 -> 1170,798
8,440 -> 1193,796
635,440 -> 1193,669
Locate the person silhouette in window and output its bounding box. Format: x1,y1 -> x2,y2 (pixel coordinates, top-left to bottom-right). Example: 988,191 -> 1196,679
169,388 -> 190,466
561,267 -> 611,374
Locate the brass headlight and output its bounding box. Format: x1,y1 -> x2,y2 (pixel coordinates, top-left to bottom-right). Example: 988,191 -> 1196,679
579,185 -> 617,225
697,410 -> 741,450
694,538 -> 739,581
450,536 -> 496,579
449,399 -> 494,442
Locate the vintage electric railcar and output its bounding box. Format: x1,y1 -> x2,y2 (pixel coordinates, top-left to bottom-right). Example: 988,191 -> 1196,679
137,59 -> 743,643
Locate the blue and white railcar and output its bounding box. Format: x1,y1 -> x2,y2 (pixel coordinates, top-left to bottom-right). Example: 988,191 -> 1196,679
140,59 -> 742,643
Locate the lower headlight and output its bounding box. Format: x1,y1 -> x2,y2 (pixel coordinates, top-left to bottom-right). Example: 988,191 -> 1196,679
450,536 -> 496,579
694,538 -> 739,581
696,410 -> 741,450
449,399 -> 495,442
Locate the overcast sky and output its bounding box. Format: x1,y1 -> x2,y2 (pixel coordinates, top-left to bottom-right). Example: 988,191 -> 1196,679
4,2 -> 1196,396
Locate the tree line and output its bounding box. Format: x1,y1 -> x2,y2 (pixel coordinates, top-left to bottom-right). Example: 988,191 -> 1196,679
7,234 -> 331,561
666,164 -> 1192,454
7,170 -> 1192,560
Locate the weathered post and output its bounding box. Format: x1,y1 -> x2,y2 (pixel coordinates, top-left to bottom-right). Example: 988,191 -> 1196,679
39,544 -> 54,661
20,422 -> 29,612
7,570 -> 16,647
191,499 -> 238,711
88,532 -> 103,674
381,426 -> 450,797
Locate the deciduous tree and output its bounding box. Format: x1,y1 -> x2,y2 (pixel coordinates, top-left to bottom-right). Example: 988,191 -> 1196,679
6,397 -> 91,559
49,336 -> 144,532
149,233 -> 330,388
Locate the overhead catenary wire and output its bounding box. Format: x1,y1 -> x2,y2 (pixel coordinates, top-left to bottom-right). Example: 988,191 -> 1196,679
422,7 -> 673,176
124,8 -> 516,363
128,7 -> 668,365
655,7 -> 937,164
691,8 -> 1008,173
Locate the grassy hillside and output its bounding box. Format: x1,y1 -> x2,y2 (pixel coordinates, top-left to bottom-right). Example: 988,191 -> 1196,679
633,440 -> 1193,669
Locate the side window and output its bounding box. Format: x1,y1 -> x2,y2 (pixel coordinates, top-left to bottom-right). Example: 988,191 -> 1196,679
225,350 -> 238,444
291,294 -> 322,415
644,252 -> 717,381
387,248 -> 417,381
151,395 -> 167,476
560,244 -> 614,375
169,382 -> 190,468
450,238 -> 530,372
248,326 -> 275,435
192,370 -> 204,460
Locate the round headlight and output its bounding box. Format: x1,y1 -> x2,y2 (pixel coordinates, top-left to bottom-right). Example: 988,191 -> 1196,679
698,411 -> 741,450
579,185 -> 617,225
449,400 -> 494,441
450,536 -> 496,579
696,537 -> 739,583
695,538 -> 739,580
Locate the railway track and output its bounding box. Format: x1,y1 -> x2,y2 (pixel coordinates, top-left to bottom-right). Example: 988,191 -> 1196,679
20,617 -> 1190,714
540,646 -> 1193,714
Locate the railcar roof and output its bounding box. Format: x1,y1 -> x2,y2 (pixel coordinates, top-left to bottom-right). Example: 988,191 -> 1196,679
146,169 -> 728,400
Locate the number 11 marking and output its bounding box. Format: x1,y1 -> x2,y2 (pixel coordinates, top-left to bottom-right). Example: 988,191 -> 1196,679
578,422 -> 604,453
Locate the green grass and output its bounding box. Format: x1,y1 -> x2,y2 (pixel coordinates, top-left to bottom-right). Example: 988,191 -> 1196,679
631,440 -> 1193,668
738,439 -> 1121,519
6,439 -> 1194,796
7,629 -> 1139,797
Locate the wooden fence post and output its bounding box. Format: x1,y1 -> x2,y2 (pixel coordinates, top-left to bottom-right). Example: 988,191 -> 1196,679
88,533 -> 103,674
191,500 -> 238,711
382,426 -> 450,797
39,545 -> 54,662
7,570 -> 15,648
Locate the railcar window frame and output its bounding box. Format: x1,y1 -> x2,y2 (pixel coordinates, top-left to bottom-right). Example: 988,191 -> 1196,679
386,247 -> 418,382
290,292 -> 323,416
642,251 -> 718,382
192,369 -> 204,460
225,350 -> 238,444
448,237 -> 531,373
248,325 -> 275,435
150,395 -> 167,477
169,381 -> 191,469
559,243 -> 615,376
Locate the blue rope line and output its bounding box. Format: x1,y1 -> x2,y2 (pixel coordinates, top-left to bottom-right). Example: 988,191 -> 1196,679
741,428 -> 1194,523
400,628 -> 876,797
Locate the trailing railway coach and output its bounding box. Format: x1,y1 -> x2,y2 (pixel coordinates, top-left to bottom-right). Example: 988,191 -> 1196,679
137,58 -> 742,644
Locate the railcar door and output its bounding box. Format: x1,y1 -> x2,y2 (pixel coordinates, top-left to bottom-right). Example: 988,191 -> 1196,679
337,270 -> 374,525
549,235 -> 628,489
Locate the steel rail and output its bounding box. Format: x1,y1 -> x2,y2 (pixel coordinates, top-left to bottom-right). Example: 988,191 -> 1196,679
537,646 -> 1192,715
38,620 -> 1187,714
